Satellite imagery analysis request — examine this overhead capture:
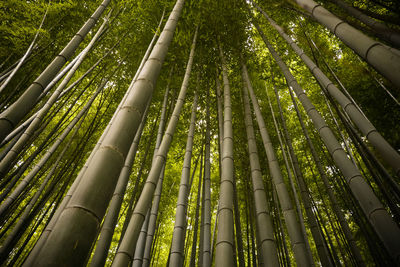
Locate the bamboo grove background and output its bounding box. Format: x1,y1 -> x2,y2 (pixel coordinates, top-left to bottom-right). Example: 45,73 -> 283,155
0,0 -> 400,266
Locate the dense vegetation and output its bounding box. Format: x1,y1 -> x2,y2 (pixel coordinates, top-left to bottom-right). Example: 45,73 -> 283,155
0,0 -> 399,266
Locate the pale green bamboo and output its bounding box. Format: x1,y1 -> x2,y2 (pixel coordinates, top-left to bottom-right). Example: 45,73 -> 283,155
131,71 -> 171,267
30,1 -> 186,265
0,0 -> 50,94
0,101 -> 88,261
287,85 -> 366,266
216,75 -> 224,153
142,70 -> 175,267
112,24 -> 197,267
141,166 -> 165,267
90,10 -> 166,266
244,62 -> 312,267
89,102 -> 151,267
331,0 -> 400,47
291,0 -> 400,87
199,174 -> 206,267
132,210 -> 151,267
1,51 -> 96,147
252,4 -> 400,177
201,89 -> 212,267
23,21 -> 159,265
0,17 -> 108,178
210,75 -> 223,264
241,62 -> 279,267
272,81 -> 333,267
214,44 -> 235,267
265,83 -> 315,266
254,21 -> 400,263
0,0 -> 111,142
0,77 -> 107,218
189,149 -> 203,267
169,93 -> 198,266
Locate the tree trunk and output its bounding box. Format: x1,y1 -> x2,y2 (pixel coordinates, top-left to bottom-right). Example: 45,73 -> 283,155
89,101 -> 151,267
189,150 -> 203,267
331,0 -> 400,47
215,43 -> 235,267
201,89 -> 212,267
253,19 -> 400,264
0,0 -> 111,142
287,0 -> 400,87
241,62 -> 280,267
169,93 -> 198,266
288,85 -> 366,266
0,17 -> 108,178
28,1 -> 186,265
0,1 -> 50,94
273,81 -> 333,267
112,23 -> 197,266
251,0 -> 400,178
244,55 -> 313,266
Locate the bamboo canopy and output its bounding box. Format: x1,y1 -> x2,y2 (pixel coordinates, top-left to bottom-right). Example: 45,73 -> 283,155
0,0 -> 400,266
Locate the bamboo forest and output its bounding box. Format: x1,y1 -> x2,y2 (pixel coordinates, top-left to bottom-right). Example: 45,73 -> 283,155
1,0 -> 400,266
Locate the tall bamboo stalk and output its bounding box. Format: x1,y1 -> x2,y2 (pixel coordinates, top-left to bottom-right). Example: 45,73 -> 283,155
253,4 -> 400,177
215,43 -> 235,267
0,0 -> 50,94
0,77 -> 108,219
0,17 -> 109,178
331,0 -> 400,47
241,61 -> 279,267
211,75 -> 223,264
289,0 -> 400,87
29,1 -> 186,266
272,81 -> 333,267
89,102 -> 151,267
287,85 -> 366,266
142,86 -> 175,267
244,60 -> 313,267
134,95 -> 171,267
253,20 -> 400,263
131,15 -> 171,267
112,24 -> 197,267
141,168 -> 166,267
189,149 -> 203,267
201,88 -> 212,267
233,173 -> 245,267
266,89 -> 315,266
132,210 -> 151,267
169,93 -> 198,266
0,0 -> 111,142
